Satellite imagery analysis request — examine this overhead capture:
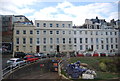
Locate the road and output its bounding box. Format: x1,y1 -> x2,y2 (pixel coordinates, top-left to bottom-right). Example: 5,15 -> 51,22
19,71 -> 60,79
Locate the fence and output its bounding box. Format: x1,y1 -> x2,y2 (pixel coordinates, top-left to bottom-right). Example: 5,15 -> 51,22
2,59 -> 50,79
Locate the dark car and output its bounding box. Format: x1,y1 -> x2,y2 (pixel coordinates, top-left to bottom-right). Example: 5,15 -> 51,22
14,52 -> 26,58
85,53 -> 92,56
34,53 -> 47,58
108,53 -> 115,57
100,53 -> 106,57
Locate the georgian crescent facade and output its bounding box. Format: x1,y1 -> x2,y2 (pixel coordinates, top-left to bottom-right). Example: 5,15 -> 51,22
13,18 -> 119,54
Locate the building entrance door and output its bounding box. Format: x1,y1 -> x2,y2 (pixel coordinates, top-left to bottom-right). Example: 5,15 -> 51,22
56,45 -> 59,52
36,46 -> 39,53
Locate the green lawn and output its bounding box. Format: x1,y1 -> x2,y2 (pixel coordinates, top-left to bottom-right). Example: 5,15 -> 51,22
67,57 -> 119,79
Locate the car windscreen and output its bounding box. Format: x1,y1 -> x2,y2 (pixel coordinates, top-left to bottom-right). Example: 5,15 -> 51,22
8,60 -> 15,63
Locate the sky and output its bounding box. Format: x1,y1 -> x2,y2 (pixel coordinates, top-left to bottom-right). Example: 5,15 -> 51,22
0,0 -> 119,25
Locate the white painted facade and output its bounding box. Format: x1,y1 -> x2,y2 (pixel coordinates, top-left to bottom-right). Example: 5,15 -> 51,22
73,28 -> 119,54
13,18 -> 119,54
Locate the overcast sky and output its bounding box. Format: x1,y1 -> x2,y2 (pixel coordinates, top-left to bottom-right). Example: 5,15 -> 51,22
0,0 -> 119,25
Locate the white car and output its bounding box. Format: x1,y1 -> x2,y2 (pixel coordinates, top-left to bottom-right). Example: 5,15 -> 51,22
7,58 -> 25,67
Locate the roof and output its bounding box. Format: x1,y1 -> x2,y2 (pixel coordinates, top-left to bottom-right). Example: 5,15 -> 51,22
14,15 -> 25,17
10,58 -> 20,60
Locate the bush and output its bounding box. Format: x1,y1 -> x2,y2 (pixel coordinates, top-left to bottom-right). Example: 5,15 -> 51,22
99,62 -> 107,72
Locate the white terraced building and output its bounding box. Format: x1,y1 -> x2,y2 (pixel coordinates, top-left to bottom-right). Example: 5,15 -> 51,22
13,16 -> 119,55
34,20 -> 74,54
73,17 -> 119,54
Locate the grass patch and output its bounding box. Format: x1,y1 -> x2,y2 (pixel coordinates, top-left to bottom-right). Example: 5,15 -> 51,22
68,57 -> 119,79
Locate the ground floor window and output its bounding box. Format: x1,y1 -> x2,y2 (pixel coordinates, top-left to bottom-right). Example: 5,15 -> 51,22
16,46 -> 19,51
43,45 -> 46,51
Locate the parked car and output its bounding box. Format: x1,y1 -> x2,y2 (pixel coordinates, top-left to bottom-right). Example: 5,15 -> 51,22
108,53 -> 115,57
26,53 -> 34,55
100,53 -> 106,57
47,53 -> 56,57
85,53 -> 92,57
70,53 -> 76,57
14,52 -> 26,58
24,55 -> 39,63
34,53 -> 47,58
93,53 -> 99,57
7,58 -> 25,67
77,53 -> 84,57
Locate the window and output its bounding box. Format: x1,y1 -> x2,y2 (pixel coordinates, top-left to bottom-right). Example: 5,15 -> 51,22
37,38 -> 39,44
115,32 -> 117,35
68,24 -> 71,28
50,31 -> 53,34
106,45 -> 109,50
96,31 -> 98,35
111,45 -> 113,49
101,45 -> 104,49
56,31 -> 59,34
96,45 -> 99,49
106,32 -> 108,35
50,45 -> 53,49
23,30 -> 26,34
111,38 -> 113,43
50,23 -> 52,27
80,45 -> 83,50
43,46 -> 46,51
50,38 -> 53,44
36,30 -> 40,34
74,38 -> 77,43
16,46 -> 19,51
85,38 -> 88,43
97,25 -> 99,29
16,30 -> 19,34
30,30 -> 33,34
56,24 -> 59,27
69,38 -> 71,44
115,38 -> 118,43
62,24 -> 65,27
30,38 -> 33,44
80,38 -> 82,43
69,31 -> 71,34
96,38 -> 99,43
85,45 -> 88,50
37,23 -> 39,27
63,31 -> 65,34
43,23 -> 46,27
43,30 -> 46,34
101,38 -> 104,43
23,38 -> 26,44
16,38 -> 19,44
116,45 -> 118,49
74,31 -> 76,35
110,32 -> 112,35
63,38 -> 65,44
91,38 -> 93,43
56,38 -> 59,44
43,38 -> 46,44
106,38 -> 109,43
79,31 -> 82,34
